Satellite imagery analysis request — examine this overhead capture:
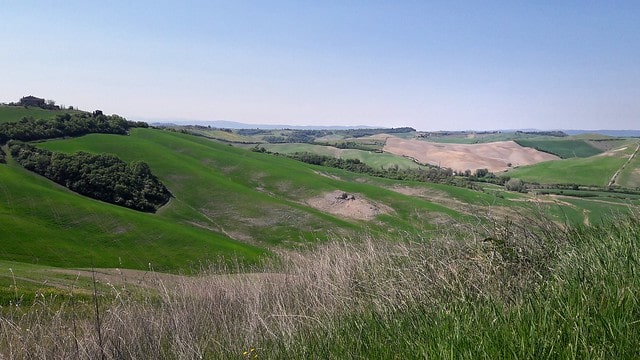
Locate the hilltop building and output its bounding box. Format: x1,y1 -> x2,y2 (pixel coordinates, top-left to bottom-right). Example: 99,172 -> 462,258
19,95 -> 46,107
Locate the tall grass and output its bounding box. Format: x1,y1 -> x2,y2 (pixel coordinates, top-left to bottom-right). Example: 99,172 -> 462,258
1,212 -> 638,358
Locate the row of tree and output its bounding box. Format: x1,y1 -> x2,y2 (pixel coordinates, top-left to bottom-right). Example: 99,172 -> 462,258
286,152 -> 476,188
9,142 -> 171,212
0,113 -> 148,143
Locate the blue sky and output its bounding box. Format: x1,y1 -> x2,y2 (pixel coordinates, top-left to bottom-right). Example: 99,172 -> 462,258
2,1 -> 639,130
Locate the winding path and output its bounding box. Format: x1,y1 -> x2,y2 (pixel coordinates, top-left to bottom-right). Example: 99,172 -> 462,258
607,141 -> 640,187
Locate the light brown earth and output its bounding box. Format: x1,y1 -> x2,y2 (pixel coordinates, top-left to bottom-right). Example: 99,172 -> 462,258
383,137 -> 560,173
306,190 -> 392,221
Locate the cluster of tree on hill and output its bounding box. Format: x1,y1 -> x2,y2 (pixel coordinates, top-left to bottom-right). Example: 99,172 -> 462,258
9,142 -> 171,212
0,113 -> 148,144
313,140 -> 384,151
263,132 -> 321,144
283,151 -> 475,188
0,147 -> 5,163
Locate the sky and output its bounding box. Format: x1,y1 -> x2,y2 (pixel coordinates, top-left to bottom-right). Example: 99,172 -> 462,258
1,1 -> 639,131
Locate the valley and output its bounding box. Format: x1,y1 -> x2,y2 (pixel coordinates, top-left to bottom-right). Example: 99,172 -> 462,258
1,105 -> 639,358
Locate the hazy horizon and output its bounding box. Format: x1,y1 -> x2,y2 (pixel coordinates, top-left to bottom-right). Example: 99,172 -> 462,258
2,1 -> 639,131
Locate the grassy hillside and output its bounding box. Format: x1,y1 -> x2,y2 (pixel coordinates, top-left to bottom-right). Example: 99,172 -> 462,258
0,105 -> 84,123
49,129 -> 472,228
0,150 -> 265,272
419,131 -> 563,144
2,124 -> 636,277
514,139 -> 602,158
506,147 -> 634,186
0,128 -> 502,271
614,142 -> 640,189
3,213 -> 638,358
260,143 -> 425,170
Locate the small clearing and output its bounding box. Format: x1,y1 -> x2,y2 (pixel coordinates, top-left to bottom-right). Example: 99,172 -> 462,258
384,137 -> 559,172
306,190 -> 392,220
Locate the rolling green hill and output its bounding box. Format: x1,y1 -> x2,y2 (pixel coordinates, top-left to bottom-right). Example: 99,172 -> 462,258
259,143 -> 425,170
506,146 -> 635,186
4,128 -> 497,272
514,139 -> 602,158
0,147 -> 265,271
614,142 -> 640,189
0,105 -> 84,123
2,123 -> 637,278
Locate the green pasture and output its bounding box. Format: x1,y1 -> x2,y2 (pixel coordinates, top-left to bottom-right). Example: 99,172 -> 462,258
515,139 -> 602,158
615,142 -> 640,189
2,126 -> 636,275
506,151 -> 632,187
314,137 -> 386,151
0,105 -> 84,124
421,132 -> 555,144
185,128 -> 257,143
38,128 -> 472,240
262,143 -> 425,169
0,155 -> 265,271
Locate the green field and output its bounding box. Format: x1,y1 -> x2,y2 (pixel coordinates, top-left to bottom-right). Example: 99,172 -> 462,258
3,128 -> 497,272
615,142 -> 640,188
261,143 -> 426,170
0,105 -> 84,123
515,139 -> 602,158
0,150 -> 265,271
420,132 -> 561,144
3,125 -> 637,275
2,120 -> 640,358
506,149 -> 633,186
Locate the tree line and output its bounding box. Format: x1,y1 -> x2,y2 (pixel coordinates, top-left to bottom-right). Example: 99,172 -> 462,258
0,113 -> 148,144
9,142 -> 171,212
284,151 -> 476,188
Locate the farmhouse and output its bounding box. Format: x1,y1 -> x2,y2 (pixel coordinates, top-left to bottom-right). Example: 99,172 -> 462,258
19,95 -> 46,107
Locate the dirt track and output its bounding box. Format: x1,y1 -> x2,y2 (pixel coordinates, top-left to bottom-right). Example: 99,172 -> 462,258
384,138 -> 559,172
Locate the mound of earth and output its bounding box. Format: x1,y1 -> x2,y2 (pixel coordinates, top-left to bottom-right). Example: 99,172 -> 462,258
306,190 -> 392,221
384,138 -> 559,172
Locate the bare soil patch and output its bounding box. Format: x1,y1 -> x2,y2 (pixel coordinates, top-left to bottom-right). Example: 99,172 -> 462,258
306,190 -> 392,221
384,138 -> 559,172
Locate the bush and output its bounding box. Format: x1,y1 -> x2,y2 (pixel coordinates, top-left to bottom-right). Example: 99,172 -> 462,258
505,178 -> 527,193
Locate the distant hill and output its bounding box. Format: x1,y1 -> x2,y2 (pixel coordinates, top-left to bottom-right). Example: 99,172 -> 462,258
150,119 -> 379,130
564,130 -> 640,137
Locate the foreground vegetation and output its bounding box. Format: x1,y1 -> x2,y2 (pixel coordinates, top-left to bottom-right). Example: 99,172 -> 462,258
1,212 -> 638,358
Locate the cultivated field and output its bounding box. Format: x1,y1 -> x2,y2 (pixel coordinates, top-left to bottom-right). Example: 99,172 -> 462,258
514,138 -> 602,158
507,144 -> 637,187
384,137 -> 559,172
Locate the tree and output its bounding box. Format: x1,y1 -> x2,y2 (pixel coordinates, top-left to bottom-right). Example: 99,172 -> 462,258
474,168 -> 489,178
505,178 -> 527,193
